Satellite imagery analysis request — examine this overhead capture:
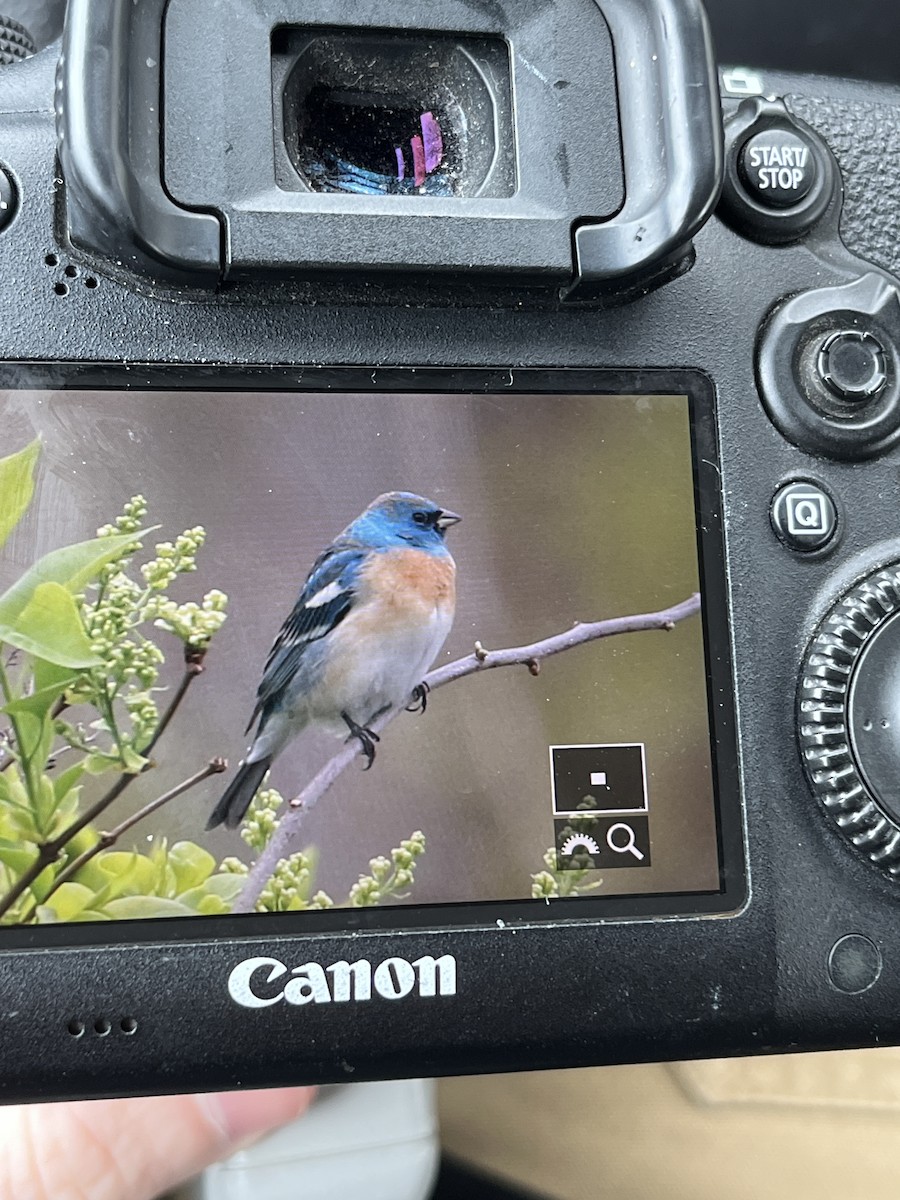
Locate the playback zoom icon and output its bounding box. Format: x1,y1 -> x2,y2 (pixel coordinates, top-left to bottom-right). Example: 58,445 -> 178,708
550,744 -> 652,870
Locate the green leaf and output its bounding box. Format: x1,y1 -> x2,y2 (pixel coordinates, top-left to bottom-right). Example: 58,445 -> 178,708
5,709 -> 44,767
0,837 -> 38,876
202,873 -> 247,902
5,683 -> 74,728
0,768 -> 37,827
47,794 -> 81,836
0,528 -> 155,630
82,753 -> 120,777
29,862 -> 60,904
119,745 -> 148,774
61,825 -> 99,860
0,582 -> 100,669
168,841 -> 216,892
72,909 -> 111,923
178,887 -> 213,911
41,882 -> 96,921
0,439 -> 40,553
76,852 -> 158,899
179,873 -> 245,910
35,774 -> 58,833
102,895 -> 194,919
2,704 -> 56,833
34,657 -> 79,703
33,904 -> 111,924
53,762 -> 87,804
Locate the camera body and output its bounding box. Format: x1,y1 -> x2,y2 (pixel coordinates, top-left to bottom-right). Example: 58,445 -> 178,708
2,0 -> 900,1102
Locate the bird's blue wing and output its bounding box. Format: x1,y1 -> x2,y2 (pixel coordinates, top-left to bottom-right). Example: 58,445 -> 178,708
249,544 -> 364,730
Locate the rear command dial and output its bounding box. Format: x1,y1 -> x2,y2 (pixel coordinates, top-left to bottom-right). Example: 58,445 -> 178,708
800,565 -> 900,876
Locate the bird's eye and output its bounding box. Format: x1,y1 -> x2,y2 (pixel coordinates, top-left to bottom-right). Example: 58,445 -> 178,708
412,511 -> 430,526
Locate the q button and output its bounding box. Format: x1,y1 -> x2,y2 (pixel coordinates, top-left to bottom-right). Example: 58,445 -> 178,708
771,480 -> 838,553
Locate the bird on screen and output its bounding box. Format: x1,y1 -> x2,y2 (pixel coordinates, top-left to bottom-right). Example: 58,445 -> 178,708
207,491 -> 461,830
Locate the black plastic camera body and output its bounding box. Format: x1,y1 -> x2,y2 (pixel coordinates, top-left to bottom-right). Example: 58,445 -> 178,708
2,0 -> 900,1103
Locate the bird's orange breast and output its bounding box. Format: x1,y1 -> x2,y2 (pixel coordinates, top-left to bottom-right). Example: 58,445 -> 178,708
361,548 -> 456,618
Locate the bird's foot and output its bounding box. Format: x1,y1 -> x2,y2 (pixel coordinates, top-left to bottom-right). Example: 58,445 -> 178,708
405,681 -> 430,714
342,711 -> 381,770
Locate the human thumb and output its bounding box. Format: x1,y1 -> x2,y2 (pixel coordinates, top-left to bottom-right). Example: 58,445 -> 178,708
0,1087 -> 315,1200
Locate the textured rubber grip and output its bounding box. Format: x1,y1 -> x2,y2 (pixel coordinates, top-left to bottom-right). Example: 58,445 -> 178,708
788,92 -> 900,280
0,15 -> 36,65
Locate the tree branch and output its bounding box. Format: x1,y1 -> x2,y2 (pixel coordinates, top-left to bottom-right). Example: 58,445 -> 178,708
231,593 -> 701,915
143,653 -> 206,758
23,758 -> 228,922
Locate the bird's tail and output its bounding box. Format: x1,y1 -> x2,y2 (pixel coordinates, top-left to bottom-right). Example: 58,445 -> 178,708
206,756 -> 272,831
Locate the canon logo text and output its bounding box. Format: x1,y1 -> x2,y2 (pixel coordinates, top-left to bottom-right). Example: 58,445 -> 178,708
228,954 -> 457,1008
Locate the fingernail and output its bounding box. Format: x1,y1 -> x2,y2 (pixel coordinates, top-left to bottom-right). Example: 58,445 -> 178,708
201,1087 -> 314,1148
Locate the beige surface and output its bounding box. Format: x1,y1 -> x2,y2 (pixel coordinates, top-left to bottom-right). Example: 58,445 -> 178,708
439,1050 -> 900,1200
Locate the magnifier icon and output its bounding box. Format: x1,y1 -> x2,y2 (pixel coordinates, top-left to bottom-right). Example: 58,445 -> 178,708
606,823 -> 645,861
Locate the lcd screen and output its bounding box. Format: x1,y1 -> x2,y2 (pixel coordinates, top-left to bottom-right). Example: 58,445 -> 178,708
0,384 -> 731,931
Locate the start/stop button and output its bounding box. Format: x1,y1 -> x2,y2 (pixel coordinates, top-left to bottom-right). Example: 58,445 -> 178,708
718,98 -> 837,245
738,129 -> 818,209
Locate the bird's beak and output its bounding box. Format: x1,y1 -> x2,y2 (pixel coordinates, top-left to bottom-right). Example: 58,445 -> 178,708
436,509 -> 461,531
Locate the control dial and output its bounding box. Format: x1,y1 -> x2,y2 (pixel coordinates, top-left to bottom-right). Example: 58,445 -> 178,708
0,16 -> 35,65
800,565 -> 900,875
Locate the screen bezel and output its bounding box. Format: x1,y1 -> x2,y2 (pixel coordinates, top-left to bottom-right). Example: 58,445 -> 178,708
0,363 -> 746,948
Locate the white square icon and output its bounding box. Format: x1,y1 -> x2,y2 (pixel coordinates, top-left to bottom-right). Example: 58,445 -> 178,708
550,743 -> 648,816
786,492 -> 829,537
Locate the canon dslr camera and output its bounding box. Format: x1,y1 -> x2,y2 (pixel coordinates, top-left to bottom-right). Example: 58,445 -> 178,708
0,0 -> 899,1102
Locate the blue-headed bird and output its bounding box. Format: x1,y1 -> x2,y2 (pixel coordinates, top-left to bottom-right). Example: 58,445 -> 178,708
207,492 -> 460,830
